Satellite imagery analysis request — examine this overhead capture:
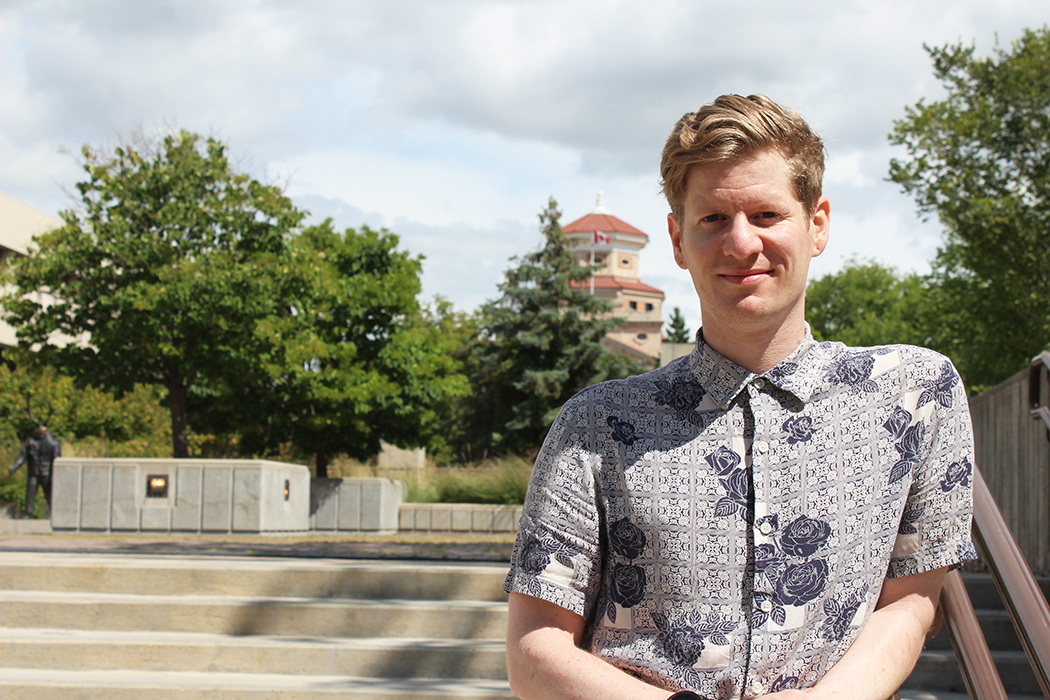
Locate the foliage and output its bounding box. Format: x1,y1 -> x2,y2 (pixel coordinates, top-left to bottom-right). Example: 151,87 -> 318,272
806,259 -> 937,348
664,306 -> 692,343
0,130 -> 305,457
404,456 -> 533,505
195,220 -> 469,476
889,27 -> 1050,388
455,198 -> 646,457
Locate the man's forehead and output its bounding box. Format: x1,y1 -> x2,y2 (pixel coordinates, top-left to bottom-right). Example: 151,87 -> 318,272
684,150 -> 797,201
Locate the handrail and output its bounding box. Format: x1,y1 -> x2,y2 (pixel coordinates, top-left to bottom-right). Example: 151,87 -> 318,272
970,467 -> 1050,699
1031,352 -> 1050,433
940,568 -> 1008,700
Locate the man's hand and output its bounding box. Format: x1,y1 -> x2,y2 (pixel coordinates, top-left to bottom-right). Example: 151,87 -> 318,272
507,592 -> 671,700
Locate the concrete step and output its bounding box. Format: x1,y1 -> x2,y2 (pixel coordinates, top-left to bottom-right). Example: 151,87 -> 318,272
957,572 -> 1050,609
0,552 -> 510,601
0,628 -> 509,679
923,608 -> 1024,651
0,590 -> 508,638
905,649 -> 1041,696
0,668 -> 516,700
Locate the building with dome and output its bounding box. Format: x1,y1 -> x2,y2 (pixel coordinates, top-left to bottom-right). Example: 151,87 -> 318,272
562,194 -> 664,365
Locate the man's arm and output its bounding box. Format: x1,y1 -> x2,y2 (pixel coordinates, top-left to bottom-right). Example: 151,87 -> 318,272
764,566 -> 948,700
507,592 -> 671,700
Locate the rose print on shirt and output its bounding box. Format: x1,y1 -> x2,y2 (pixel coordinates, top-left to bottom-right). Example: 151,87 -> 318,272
918,362 -> 959,410
782,415 -> 814,444
652,609 -> 737,667
705,445 -> 741,476
752,515 -> 832,626
653,377 -> 706,412
890,422 -> 926,484
780,516 -> 832,557
940,457 -> 973,492
883,406 -> 912,440
820,591 -> 865,641
609,518 -> 647,558
898,501 -> 925,535
606,416 -> 637,446
825,352 -> 878,392
517,532 -> 578,597
776,559 -> 829,606
714,468 -> 750,518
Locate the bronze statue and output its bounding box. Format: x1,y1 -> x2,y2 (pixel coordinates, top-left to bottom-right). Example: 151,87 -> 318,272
9,399 -> 61,519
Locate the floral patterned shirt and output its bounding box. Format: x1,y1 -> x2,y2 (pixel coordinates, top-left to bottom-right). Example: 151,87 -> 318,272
504,331 -> 976,698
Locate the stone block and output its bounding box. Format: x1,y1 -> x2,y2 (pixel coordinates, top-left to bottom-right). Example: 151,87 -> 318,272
50,459 -> 310,533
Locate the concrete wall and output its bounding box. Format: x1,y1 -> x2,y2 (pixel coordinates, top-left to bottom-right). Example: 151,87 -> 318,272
398,503 -> 522,533
310,477 -> 404,533
51,458 -> 310,533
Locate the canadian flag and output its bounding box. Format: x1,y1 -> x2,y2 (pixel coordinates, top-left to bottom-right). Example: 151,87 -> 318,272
593,229 -> 611,244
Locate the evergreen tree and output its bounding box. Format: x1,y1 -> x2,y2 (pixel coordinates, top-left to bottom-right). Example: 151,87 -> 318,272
456,198 -> 645,458
664,307 -> 692,343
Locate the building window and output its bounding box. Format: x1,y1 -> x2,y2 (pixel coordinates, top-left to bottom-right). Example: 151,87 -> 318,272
637,333 -> 648,341
645,303 -> 654,312
621,258 -> 631,267
594,256 -> 603,263
629,301 -> 638,310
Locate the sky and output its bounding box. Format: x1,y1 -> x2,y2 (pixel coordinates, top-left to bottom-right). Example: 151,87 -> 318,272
1,1 -> 1047,334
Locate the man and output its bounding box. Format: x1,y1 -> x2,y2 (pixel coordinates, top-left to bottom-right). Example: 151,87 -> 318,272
10,424 -> 61,519
504,94 -> 975,700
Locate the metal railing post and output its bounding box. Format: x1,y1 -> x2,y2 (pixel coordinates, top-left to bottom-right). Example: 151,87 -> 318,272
940,569 -> 1008,700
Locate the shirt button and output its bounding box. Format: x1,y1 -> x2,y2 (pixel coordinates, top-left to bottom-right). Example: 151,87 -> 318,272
753,378 -> 766,390
755,440 -> 769,454
758,521 -> 773,536
750,681 -> 765,695
759,600 -> 773,613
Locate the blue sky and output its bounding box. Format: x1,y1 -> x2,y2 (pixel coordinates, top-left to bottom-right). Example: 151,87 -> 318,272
1,0 -> 1047,334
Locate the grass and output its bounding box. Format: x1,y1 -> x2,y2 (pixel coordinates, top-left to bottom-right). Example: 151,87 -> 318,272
325,454 -> 533,505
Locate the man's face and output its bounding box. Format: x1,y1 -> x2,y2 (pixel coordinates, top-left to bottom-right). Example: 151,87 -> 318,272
667,150 -> 829,339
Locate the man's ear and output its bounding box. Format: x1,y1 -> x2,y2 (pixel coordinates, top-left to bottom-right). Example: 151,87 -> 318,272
668,213 -> 688,269
810,196 -> 830,257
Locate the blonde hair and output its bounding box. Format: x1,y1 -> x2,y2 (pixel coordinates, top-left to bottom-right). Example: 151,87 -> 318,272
660,94 -> 825,220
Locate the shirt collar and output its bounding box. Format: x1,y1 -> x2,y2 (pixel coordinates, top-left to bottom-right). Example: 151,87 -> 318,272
687,326 -> 823,409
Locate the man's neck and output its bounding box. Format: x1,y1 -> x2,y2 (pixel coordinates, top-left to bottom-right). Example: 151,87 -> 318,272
700,317 -> 807,374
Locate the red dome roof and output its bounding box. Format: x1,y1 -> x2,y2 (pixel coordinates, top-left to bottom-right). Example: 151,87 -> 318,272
563,212 -> 648,241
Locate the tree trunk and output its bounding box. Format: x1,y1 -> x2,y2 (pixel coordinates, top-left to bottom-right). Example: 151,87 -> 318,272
169,383 -> 190,458
315,446 -> 328,479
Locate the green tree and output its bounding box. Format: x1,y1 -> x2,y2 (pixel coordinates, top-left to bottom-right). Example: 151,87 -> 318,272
806,259 -> 937,348
456,198 -> 645,458
0,131 -> 305,457
664,306 -> 692,343
889,27 -> 1050,388
198,221 -> 469,476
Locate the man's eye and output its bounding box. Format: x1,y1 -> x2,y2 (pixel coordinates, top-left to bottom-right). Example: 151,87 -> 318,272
756,211 -> 778,220
702,214 -> 722,223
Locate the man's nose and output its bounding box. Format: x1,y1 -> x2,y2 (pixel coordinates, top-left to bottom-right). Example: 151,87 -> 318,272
723,214 -> 762,258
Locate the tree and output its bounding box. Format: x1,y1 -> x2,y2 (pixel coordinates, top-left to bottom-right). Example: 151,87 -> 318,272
664,307 -> 692,343
197,221 -> 469,476
0,131 -> 305,457
889,27 -> 1050,389
456,198 -> 645,457
806,259 -> 938,348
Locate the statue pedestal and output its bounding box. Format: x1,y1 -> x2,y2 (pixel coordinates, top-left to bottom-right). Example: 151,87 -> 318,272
51,458 -> 310,533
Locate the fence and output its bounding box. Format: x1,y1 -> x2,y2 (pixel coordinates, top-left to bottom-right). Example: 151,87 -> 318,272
968,355 -> 1050,574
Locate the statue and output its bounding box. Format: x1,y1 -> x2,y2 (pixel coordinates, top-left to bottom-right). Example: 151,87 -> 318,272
9,399 -> 61,519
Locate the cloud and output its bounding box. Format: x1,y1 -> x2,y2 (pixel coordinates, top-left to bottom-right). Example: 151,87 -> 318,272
1,0 -> 1046,322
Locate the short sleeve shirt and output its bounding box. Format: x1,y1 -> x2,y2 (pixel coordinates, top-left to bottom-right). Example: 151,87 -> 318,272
503,332 -> 977,698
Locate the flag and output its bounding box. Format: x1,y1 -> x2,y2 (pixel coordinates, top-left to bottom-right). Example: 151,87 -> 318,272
593,229 -> 610,244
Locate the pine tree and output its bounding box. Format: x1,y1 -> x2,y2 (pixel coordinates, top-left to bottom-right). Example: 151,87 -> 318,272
456,198 -> 645,457
664,307 -> 692,343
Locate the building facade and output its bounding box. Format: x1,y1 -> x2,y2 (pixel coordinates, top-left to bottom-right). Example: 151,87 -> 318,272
562,194 -> 664,365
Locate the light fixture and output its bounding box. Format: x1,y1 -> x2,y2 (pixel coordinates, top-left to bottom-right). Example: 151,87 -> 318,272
146,475 -> 168,498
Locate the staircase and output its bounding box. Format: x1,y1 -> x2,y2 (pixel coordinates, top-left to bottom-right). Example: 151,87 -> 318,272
2,551 -> 1045,699
903,572 -> 1047,697
0,551 -> 515,699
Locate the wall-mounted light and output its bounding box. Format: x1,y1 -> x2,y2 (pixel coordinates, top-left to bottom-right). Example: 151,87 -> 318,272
146,475 -> 168,498
284,479 -> 290,501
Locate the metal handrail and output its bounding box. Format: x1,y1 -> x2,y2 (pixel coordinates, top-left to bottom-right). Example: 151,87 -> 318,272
1031,352 -> 1050,433
940,568 -> 1008,700
967,467 -> 1050,699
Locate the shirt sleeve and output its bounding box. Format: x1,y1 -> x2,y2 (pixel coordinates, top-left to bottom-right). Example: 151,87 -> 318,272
503,391 -> 606,619
888,356 -> 978,578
